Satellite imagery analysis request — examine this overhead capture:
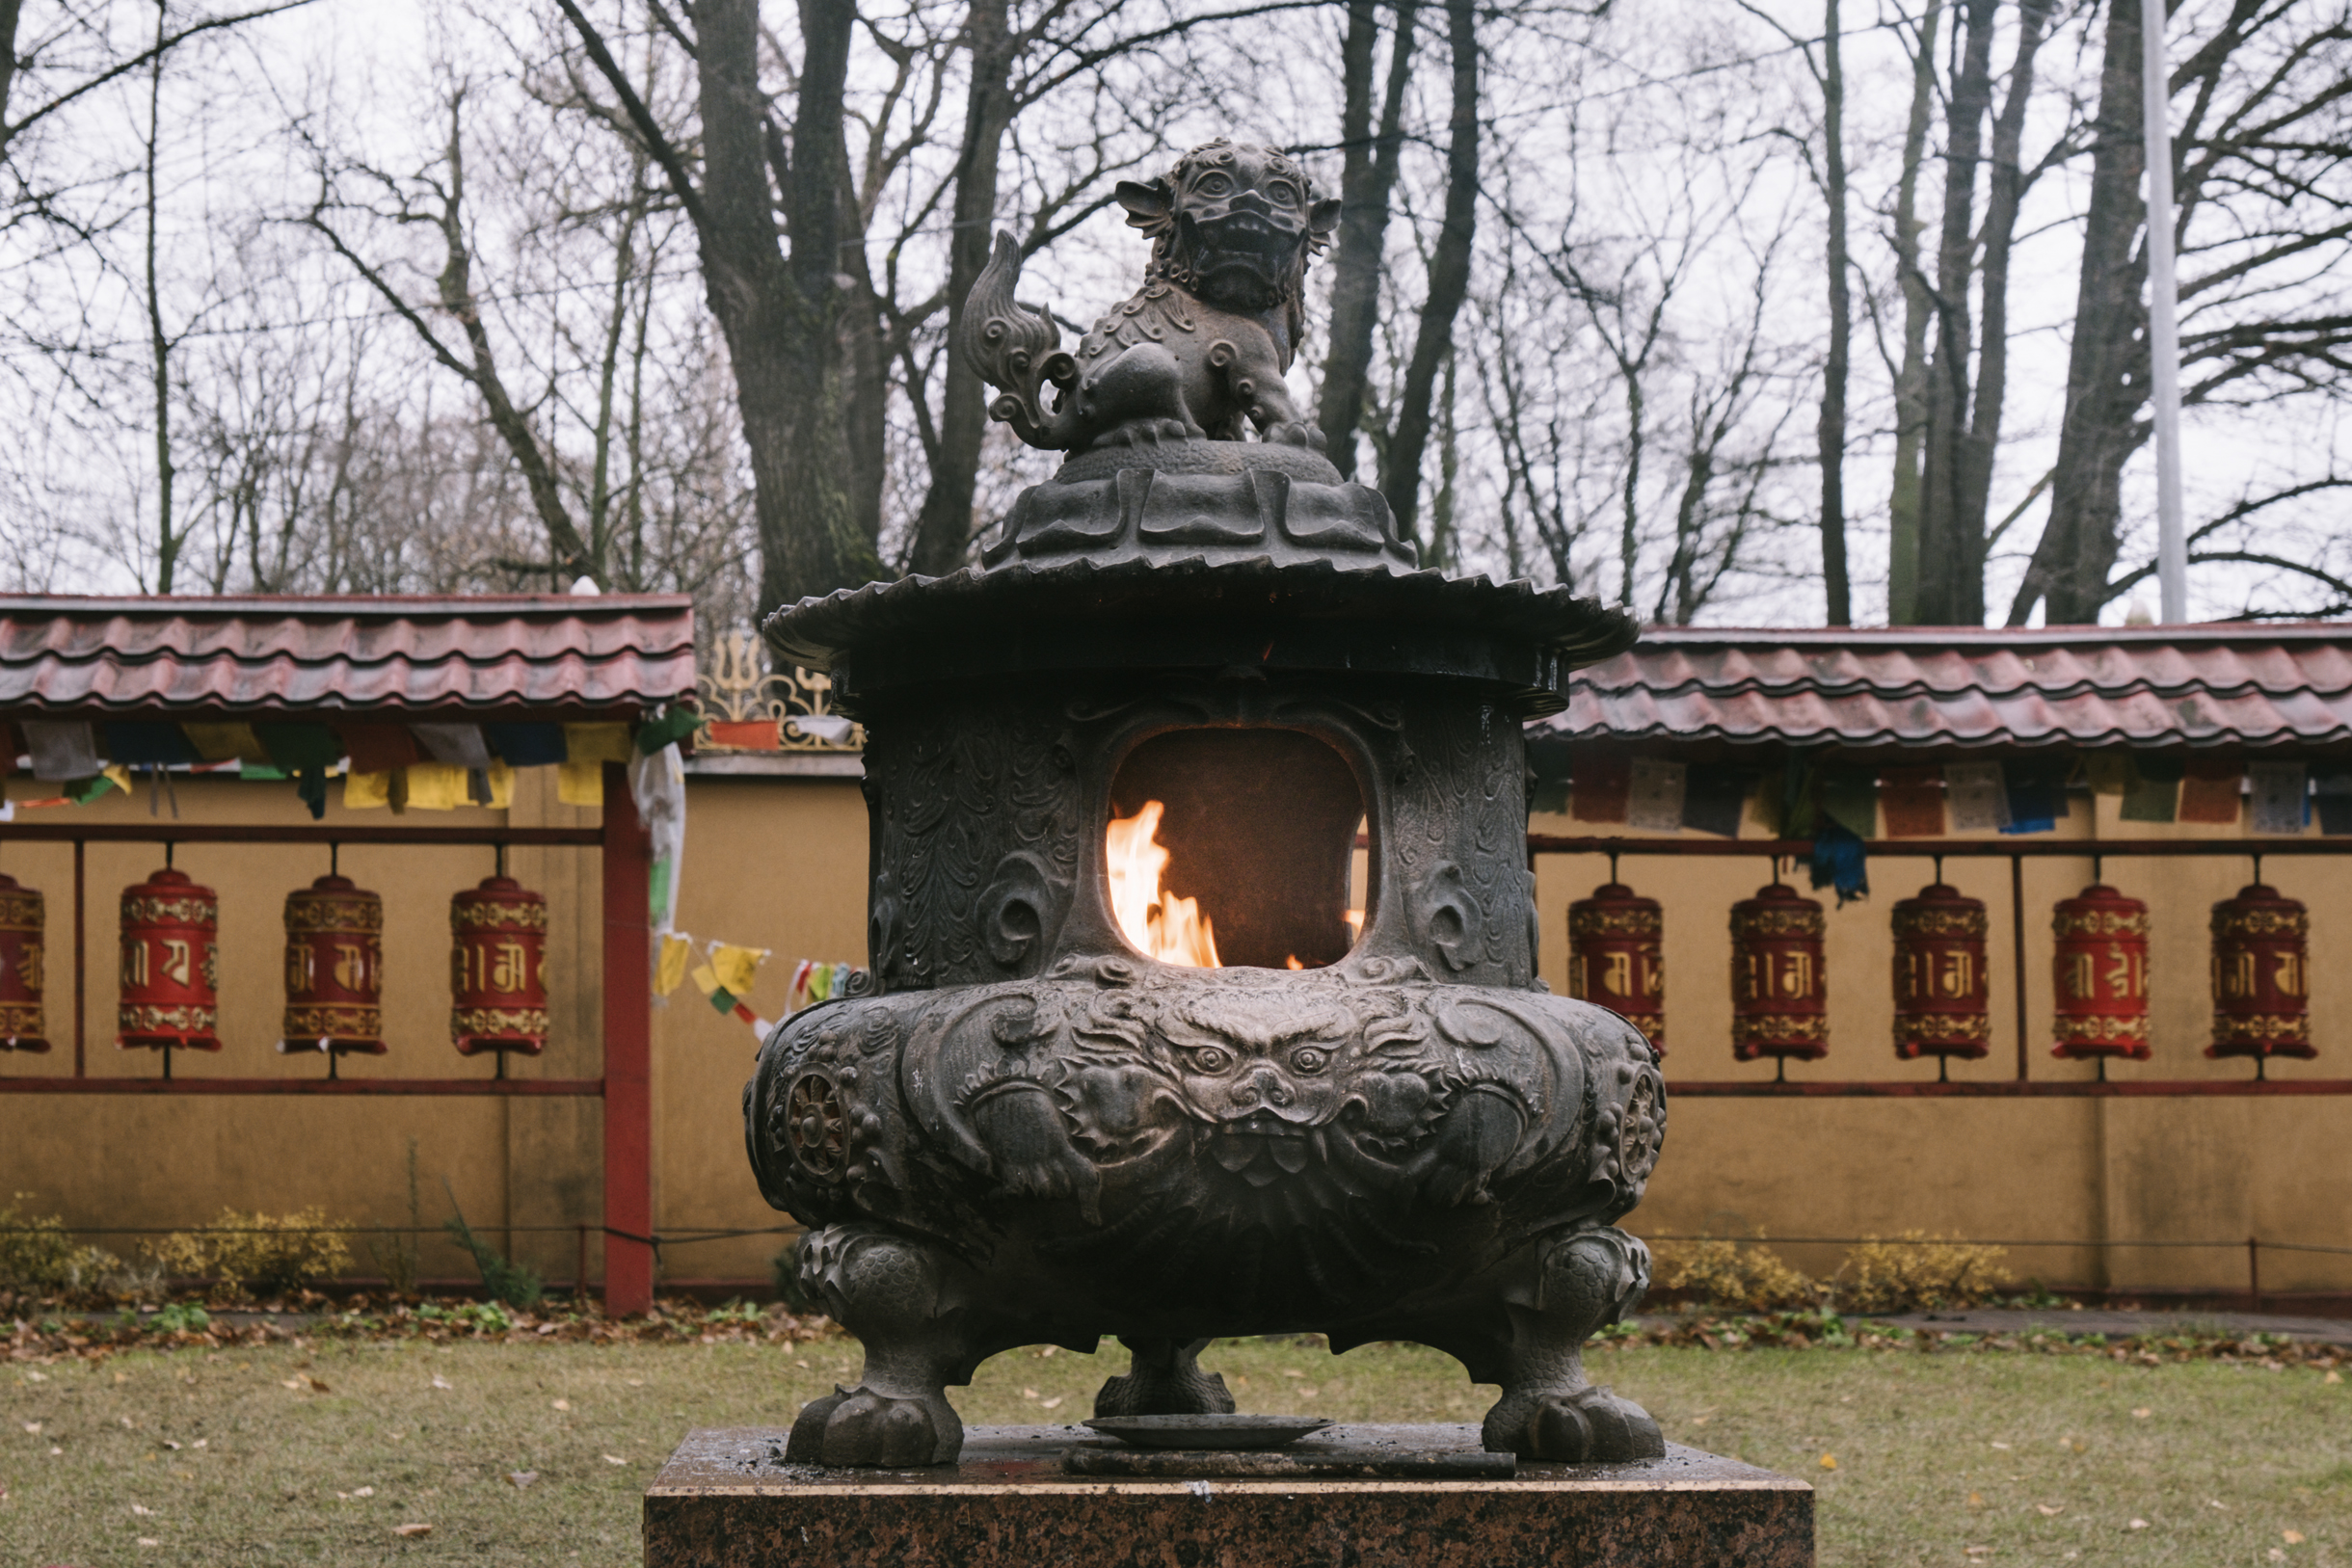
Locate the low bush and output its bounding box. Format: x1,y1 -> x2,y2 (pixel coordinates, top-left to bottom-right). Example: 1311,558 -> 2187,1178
146,1208 -> 353,1298
0,1197 -> 120,1290
1834,1232 -> 2011,1314
1649,1236 -> 1819,1312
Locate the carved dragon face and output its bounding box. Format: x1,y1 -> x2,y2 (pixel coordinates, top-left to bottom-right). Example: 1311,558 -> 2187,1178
1156,990 -> 1353,1128
1116,140 -> 1341,317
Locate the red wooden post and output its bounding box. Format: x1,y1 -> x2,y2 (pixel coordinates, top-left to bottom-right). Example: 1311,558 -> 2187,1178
601,760 -> 655,1316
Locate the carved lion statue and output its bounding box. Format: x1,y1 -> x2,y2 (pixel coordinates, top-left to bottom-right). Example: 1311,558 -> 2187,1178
956,139 -> 1341,454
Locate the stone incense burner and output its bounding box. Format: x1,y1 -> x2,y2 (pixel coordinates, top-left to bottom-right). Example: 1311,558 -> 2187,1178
745,139 -> 1662,1469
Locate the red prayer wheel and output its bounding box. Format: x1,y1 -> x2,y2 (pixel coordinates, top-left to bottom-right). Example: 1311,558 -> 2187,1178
2207,883 -> 2312,1061
1730,881 -> 1828,1061
2050,883 -> 2151,1060
118,866 -> 223,1051
1892,882 -> 1991,1060
281,873 -> 387,1056
450,874 -> 548,1055
1568,882 -> 1665,1052
0,871 -> 50,1052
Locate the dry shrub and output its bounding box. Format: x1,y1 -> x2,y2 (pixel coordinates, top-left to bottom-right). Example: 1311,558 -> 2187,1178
1651,1236 -> 1820,1312
1836,1232 -> 2010,1314
0,1198 -> 118,1290
147,1209 -> 353,1299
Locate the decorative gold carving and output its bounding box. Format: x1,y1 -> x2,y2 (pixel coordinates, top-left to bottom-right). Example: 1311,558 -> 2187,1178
1892,907 -> 1988,939
285,900 -> 384,934
118,1003 -> 218,1034
282,1004 -> 383,1037
0,1002 -> 42,1034
1730,909 -> 1825,940
2052,1013 -> 2150,1043
1731,1014 -> 1829,1045
1895,1013 -> 1991,1043
120,895 -> 217,928
0,892 -> 42,929
451,901 -> 549,933
2210,908 -> 2308,939
2211,1013 -> 2312,1044
1568,908 -> 1662,939
2052,908 -> 2150,939
695,627 -> 866,753
449,1007 -> 549,1040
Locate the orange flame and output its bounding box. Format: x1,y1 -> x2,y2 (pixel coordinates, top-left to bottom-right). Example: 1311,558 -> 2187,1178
1106,801 -> 1220,968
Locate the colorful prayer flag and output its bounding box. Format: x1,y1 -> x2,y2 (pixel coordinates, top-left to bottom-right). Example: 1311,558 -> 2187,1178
2248,762 -> 2307,835
1626,758 -> 1686,832
1569,750 -> 1632,824
1879,766 -> 1945,837
2178,759 -> 2242,824
1944,763 -> 2010,832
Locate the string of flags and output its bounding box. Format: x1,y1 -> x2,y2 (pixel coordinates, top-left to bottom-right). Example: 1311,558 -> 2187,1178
653,933 -> 867,1044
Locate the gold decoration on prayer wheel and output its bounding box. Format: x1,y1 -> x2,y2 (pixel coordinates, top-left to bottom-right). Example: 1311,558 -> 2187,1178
2207,882 -> 2311,1061
1568,882 -> 1665,1053
118,867 -> 223,1051
0,871 -> 50,1051
2050,883 -> 2150,1060
450,874 -> 549,1055
281,873 -> 387,1055
1729,881 -> 1828,1062
1891,882 -> 1991,1060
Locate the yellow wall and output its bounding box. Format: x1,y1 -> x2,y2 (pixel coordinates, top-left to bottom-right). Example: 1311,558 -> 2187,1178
5,765 -> 2346,1299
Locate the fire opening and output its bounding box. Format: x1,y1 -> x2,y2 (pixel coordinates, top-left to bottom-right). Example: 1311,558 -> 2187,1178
1107,729 -> 1368,970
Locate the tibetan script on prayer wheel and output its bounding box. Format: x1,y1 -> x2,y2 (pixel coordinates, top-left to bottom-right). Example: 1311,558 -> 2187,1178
450,873 -> 549,1055
1729,881 -> 1828,1061
1891,882 -> 1991,1060
1568,881 -> 1665,1053
281,872 -> 387,1056
2208,882 -> 2311,1061
2050,883 -> 2151,1060
0,870 -> 49,1051
119,866 -> 223,1051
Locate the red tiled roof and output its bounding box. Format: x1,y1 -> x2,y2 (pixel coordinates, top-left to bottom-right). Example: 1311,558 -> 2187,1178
0,595 -> 695,718
1541,625 -> 2352,756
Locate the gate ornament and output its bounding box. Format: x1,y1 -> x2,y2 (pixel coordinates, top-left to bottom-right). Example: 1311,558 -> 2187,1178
2050,882 -> 2152,1060
281,873 -> 387,1056
0,871 -> 49,1051
2207,882 -> 2311,1062
118,866 -> 223,1052
747,140 -> 1653,1471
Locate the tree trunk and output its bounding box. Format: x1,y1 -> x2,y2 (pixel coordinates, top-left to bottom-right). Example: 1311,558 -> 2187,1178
1885,0 -> 1940,624
1954,0 -> 2052,546
2010,0 -> 2147,625
697,0 -> 877,618
1912,0 -> 1998,625
1317,0 -> 1418,480
906,0 -> 1017,576
1380,0 -> 1476,548
1818,0 -> 1851,625
146,0 -> 176,592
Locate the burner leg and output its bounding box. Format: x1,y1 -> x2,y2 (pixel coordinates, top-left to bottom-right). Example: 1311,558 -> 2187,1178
785,1224 -> 1001,1467
1092,1336 -> 1236,1417
1474,1227 -> 1666,1464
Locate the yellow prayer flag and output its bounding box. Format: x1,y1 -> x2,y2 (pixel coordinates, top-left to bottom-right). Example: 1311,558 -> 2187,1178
486,761 -> 514,811
556,760 -> 605,808
688,965 -> 721,998
102,764 -> 132,795
344,770 -> 392,810
710,943 -> 767,997
2084,753 -> 2133,796
564,723 -> 634,764
181,722 -> 268,763
655,934 -> 693,997
403,763 -> 467,811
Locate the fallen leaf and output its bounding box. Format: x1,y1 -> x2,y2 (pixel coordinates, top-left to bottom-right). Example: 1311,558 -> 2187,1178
536,1323 -> 558,1336
2069,1440 -> 2087,1453
1691,1416 -> 1710,1426
1964,1548 -> 1991,1559
1990,1441 -> 2012,1450
1282,1369 -> 1304,1379
2038,1504 -> 2065,1517
115,1371 -> 129,1384
626,1379 -> 645,1387
131,1503 -> 155,1516
120,1416 -> 136,1429
2269,1552 -> 2287,1563
49,1447 -> 62,1456
137,1537 -> 161,1548
507,1472 -> 538,1490
1299,1387 -> 1320,1398
1040,1346 -> 1058,1358
1967,1492 -> 1986,1507
2323,1370 -> 2341,1385
192,1439 -> 206,1448
20,1422 -> 38,1434
1819,1454 -> 1837,1471
602,1453 -> 628,1466
2211,1501 -> 2232,1510
1040,1396 -> 1064,1411
2128,1519 -> 2150,1530
2131,1408 -> 2152,1419
307,1377 -> 330,1394
393,1523 -> 433,1538
793,1360 -> 810,1369
281,1378 -> 307,1392
355,1486 -> 375,1498
2285,1530 -> 2306,1544
161,1440 -> 180,1450
550,1398 -> 571,1412
23,1371 -> 45,1382
1022,1388 -> 1039,1400
430,1376 -> 452,1391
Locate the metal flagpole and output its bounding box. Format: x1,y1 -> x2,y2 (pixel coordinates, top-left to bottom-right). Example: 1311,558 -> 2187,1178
2142,0 -> 2188,622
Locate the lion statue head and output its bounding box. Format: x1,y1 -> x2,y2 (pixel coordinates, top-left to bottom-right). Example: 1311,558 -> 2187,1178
1114,140 -> 1342,365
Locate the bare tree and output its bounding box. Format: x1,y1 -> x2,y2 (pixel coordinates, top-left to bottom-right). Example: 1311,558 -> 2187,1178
1315,0 -> 1417,479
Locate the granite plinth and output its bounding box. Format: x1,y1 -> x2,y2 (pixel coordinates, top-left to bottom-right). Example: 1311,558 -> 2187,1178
644,1422 -> 1813,1568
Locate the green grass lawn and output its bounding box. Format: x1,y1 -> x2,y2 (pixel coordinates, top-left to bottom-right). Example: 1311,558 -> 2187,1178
3,1334 -> 2345,1566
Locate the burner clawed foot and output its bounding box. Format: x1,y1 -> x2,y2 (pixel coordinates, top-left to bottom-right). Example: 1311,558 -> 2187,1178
1093,1336 -> 1236,1417
782,1224 -> 979,1467
1479,1226 -> 1665,1464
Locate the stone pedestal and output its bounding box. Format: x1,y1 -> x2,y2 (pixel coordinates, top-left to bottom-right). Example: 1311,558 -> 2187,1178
644,1422 -> 1812,1567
